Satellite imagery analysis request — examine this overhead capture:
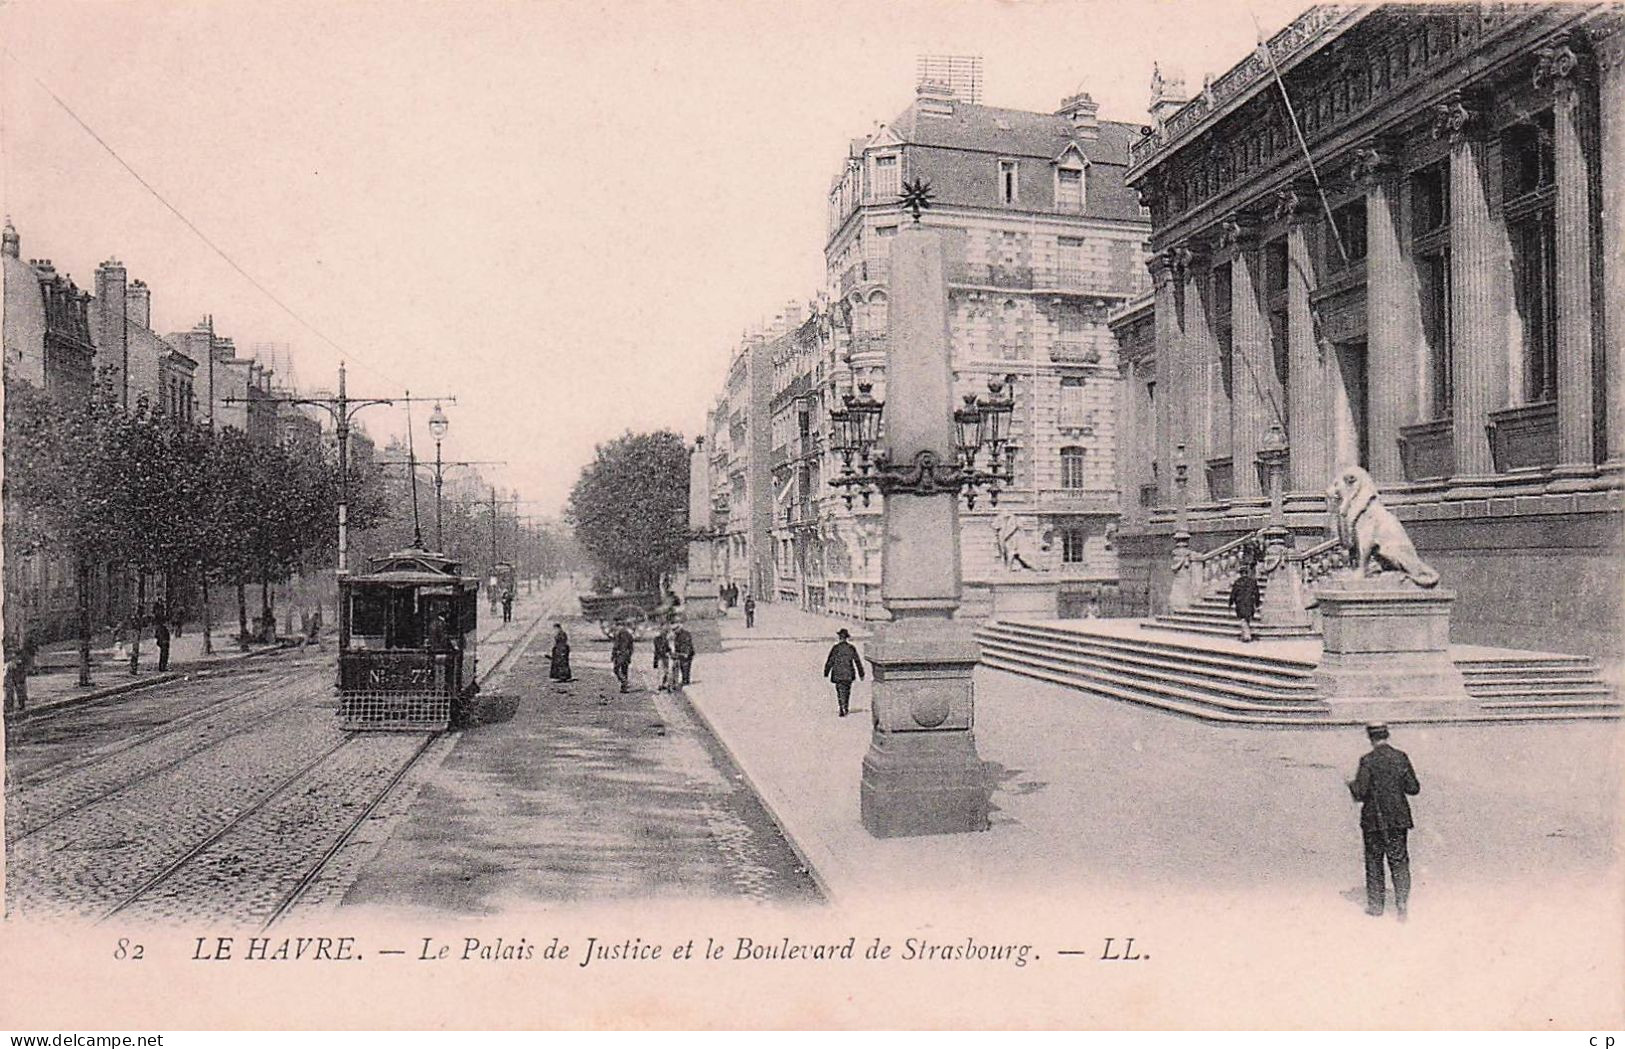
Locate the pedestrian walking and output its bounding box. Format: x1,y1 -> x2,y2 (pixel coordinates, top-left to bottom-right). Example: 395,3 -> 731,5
652,626 -> 674,691
610,623 -> 634,693
1348,722 -> 1421,921
4,637 -> 36,714
822,628 -> 865,717
153,604 -> 171,672
548,623 -> 573,682
1227,562 -> 1261,643
674,622 -> 695,686
501,588 -> 514,623
743,592 -> 756,629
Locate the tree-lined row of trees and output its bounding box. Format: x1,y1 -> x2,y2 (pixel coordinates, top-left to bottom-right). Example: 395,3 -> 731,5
3,374 -> 384,683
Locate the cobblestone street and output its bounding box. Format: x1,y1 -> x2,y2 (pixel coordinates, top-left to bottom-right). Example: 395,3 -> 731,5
3,597 -> 550,924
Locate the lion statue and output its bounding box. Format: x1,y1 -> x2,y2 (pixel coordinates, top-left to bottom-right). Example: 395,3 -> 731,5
1326,466 -> 1440,587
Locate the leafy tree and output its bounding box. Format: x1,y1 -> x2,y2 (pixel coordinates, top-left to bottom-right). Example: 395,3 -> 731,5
566,429 -> 689,593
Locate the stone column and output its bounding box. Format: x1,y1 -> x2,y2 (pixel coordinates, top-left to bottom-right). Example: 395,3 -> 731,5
1358,147 -> 1421,484
683,438 -> 720,648
1179,246 -> 1215,502
1596,24 -> 1625,470
1439,96 -> 1506,483
1540,43 -> 1598,480
1150,252 -> 1183,504
861,223 -> 990,839
1280,190 -> 1329,494
1226,219 -> 1274,502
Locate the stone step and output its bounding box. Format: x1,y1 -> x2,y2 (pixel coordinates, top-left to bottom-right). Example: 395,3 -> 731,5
978,625 -> 1317,693
1145,615 -> 1320,640
977,634 -> 1315,706
981,620 -> 1318,677
1465,682 -> 1615,699
977,650 -> 1329,726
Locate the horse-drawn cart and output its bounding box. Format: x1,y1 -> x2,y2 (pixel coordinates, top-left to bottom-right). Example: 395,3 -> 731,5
577,591 -> 671,638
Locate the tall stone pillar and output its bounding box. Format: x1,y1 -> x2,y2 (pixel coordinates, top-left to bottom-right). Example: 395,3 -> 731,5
1280,190 -> 1329,494
1596,24 -> 1625,471
1226,219 -> 1274,502
1440,97 -> 1506,483
1359,147 -> 1421,484
861,223 -> 990,838
684,437 -> 720,623
1178,246 -> 1215,503
1150,252 -> 1183,504
1540,43 -> 1598,480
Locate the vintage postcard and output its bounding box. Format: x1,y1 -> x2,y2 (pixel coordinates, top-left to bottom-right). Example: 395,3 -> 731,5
1,0 -> 1621,1031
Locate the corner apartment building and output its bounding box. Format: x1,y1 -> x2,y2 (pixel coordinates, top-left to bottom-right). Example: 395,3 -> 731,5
816,80 -> 1153,618
1117,3 -> 1624,657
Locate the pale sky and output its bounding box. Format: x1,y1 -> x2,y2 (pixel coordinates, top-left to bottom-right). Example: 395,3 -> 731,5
0,0 -> 1307,515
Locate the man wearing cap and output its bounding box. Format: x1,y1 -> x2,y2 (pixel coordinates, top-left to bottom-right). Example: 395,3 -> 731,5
822,628 -> 865,718
1347,722 -> 1421,920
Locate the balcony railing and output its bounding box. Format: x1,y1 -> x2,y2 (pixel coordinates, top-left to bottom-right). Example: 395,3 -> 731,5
947,262 -> 1141,297
1035,489 -> 1117,514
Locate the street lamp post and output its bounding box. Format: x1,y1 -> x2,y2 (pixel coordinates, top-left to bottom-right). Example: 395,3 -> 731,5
428,403 -> 449,551
824,204 -> 1002,838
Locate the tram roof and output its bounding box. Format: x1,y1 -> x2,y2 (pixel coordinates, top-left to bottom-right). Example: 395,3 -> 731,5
343,569 -> 478,588
344,547 -> 477,586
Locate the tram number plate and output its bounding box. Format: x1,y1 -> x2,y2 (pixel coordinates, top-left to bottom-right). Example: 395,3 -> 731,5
366,664 -> 437,688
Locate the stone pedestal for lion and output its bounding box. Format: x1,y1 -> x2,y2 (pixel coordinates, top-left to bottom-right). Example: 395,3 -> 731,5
1313,576 -> 1473,720
990,577 -> 1059,619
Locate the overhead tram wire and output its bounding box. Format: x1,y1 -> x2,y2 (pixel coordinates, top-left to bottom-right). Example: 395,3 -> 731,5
0,45 -> 397,386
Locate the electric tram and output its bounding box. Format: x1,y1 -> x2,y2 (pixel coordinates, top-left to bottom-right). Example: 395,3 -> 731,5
338,547 -> 480,731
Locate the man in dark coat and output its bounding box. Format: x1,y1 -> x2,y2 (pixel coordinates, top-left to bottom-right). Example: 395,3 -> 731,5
610,624 -> 634,693
652,627 -> 673,692
1348,722 -> 1422,920
743,592 -> 756,629
1227,563 -> 1261,642
548,623 -> 573,682
501,589 -> 514,623
822,628 -> 864,717
673,623 -> 695,685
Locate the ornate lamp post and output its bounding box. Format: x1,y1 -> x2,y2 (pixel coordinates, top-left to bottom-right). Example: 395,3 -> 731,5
427,402 -> 450,551
824,184 -> 999,837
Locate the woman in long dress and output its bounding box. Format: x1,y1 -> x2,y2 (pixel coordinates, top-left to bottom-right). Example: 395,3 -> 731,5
548,623 -> 573,681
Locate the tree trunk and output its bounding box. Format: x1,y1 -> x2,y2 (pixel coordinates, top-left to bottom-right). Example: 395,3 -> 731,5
236,579 -> 249,645
75,555 -> 93,688
260,571 -> 273,643
200,566 -> 213,656
129,570 -> 146,675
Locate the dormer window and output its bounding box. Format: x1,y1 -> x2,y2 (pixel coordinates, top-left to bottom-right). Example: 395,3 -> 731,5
1056,166 -> 1084,212
871,154 -> 900,202
998,160 -> 1019,205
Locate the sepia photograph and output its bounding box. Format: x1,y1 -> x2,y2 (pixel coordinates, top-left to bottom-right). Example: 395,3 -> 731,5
0,0 -> 1621,1032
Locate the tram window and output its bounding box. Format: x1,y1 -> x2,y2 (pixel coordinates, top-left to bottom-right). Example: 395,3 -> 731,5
351,591 -> 388,637
388,589 -> 422,649
458,592 -> 478,634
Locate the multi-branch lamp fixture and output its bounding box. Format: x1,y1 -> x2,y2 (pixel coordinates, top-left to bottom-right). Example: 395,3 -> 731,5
828,375 -> 1018,510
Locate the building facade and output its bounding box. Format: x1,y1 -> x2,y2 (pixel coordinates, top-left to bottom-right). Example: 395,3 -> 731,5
707,322 -> 776,601
815,81 -> 1153,618
1118,3 -> 1624,657
91,261 -> 198,423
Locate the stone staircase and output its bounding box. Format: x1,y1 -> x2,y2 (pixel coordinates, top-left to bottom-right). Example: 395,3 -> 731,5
974,620 -> 1620,725
1148,589 -> 1317,640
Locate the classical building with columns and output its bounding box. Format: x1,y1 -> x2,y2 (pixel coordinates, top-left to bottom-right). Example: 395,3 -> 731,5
1116,3 -> 1624,658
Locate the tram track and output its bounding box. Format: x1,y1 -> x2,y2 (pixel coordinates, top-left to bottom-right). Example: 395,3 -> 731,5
4,665 -> 331,847
81,600 -> 556,927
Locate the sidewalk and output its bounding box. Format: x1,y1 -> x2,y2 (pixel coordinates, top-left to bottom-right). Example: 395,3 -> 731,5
681,601 -> 1622,929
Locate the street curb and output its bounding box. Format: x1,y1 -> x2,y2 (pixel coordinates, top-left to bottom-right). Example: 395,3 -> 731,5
8,643 -> 288,724
678,684 -> 841,906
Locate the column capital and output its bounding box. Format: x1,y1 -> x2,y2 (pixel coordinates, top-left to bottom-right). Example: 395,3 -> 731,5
1429,93 -> 1480,143
1533,38 -> 1587,100
1346,143 -> 1395,189
1271,183 -> 1314,223
1212,214 -> 1259,252
1588,19 -> 1625,72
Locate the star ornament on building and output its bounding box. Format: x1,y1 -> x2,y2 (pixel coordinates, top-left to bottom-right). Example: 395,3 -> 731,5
898,177 -> 935,224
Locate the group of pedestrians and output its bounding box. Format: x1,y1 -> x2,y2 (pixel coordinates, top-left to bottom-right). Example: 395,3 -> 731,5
603,620 -> 695,694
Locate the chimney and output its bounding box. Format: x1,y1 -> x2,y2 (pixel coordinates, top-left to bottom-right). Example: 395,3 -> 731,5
1057,92 -> 1100,139
94,258 -> 129,404
916,79 -> 955,118
126,279 -> 151,329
